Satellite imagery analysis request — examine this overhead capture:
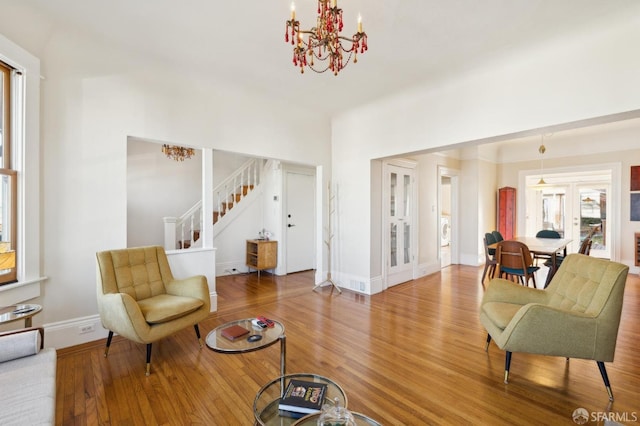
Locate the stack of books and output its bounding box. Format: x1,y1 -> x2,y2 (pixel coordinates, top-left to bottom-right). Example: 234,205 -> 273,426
278,379 -> 328,419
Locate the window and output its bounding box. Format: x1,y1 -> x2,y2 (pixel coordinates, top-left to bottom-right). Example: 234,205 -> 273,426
0,61 -> 17,284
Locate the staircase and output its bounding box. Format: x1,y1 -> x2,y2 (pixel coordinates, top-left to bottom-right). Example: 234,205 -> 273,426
165,158 -> 264,250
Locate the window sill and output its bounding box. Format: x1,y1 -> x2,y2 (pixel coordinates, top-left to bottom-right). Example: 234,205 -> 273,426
0,276 -> 48,306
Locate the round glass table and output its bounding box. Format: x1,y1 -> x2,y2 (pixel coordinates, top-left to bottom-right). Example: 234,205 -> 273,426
293,411 -> 382,425
254,373 -> 347,426
0,304 -> 42,328
205,318 -> 286,376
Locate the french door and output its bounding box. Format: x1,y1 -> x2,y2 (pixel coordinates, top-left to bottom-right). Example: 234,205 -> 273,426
384,161 -> 417,287
526,180 -> 610,258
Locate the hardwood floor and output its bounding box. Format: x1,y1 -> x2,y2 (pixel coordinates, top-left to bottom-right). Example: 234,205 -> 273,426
56,266 -> 640,425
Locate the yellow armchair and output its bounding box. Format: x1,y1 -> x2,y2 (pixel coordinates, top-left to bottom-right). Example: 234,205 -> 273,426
96,246 -> 210,375
480,254 -> 628,400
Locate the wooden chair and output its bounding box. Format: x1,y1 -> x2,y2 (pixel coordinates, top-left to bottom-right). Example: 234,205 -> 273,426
533,229 -> 561,265
481,233 -> 498,285
545,236 -> 592,269
496,240 -> 540,287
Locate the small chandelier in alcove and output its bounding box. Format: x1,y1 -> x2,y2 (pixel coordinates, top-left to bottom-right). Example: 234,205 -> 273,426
162,144 -> 195,162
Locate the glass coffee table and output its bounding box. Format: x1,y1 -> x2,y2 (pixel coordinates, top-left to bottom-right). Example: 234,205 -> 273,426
293,411 -> 382,425
205,318 -> 286,376
253,373 -> 347,426
0,304 -> 42,328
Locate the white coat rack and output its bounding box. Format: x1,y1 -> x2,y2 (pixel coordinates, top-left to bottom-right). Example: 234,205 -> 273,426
313,181 -> 342,293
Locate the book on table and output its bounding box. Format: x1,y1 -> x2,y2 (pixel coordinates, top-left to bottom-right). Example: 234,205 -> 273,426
278,379 -> 328,418
220,324 -> 249,341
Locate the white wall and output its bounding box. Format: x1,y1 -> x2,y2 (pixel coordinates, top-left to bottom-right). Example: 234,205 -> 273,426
127,139 -> 202,248
0,15 -> 330,347
213,150 -> 253,187
332,12 -> 640,290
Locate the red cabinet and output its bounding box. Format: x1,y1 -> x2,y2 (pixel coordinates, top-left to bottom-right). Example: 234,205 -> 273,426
498,187 -> 516,240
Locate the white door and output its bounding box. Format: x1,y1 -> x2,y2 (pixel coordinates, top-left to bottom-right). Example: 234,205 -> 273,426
385,162 -> 416,286
285,171 -> 316,273
526,175 -> 611,259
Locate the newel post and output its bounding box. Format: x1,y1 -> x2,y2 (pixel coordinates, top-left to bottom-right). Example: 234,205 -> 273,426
163,217 -> 177,250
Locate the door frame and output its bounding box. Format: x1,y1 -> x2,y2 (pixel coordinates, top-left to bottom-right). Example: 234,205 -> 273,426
438,166 -> 460,266
518,162 -> 621,261
382,158 -> 418,290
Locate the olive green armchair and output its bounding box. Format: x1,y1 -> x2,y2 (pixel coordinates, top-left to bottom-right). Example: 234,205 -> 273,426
480,254 -> 628,400
96,246 -> 210,375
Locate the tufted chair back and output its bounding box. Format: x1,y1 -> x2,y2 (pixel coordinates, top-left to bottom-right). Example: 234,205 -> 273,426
545,254 -> 626,315
97,246 -> 172,301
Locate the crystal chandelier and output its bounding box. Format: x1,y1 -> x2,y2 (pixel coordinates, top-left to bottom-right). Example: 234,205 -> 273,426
285,0 -> 368,76
162,144 -> 195,162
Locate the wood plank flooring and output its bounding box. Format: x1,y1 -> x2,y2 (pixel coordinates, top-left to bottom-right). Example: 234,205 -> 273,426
55,266 -> 640,425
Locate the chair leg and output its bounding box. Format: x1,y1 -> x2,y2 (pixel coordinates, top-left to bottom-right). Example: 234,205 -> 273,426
481,262 -> 490,284
597,361 -> 614,401
104,331 -> 114,357
484,334 -> 491,351
194,324 -> 204,347
504,351 -> 512,384
146,343 -> 152,376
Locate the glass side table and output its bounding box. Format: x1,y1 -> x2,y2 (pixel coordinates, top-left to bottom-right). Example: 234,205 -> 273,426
293,411 -> 383,425
254,373 -> 347,426
205,318 -> 286,376
0,304 -> 42,328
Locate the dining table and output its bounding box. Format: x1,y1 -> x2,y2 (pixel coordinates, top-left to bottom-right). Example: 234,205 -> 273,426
490,236 -> 572,288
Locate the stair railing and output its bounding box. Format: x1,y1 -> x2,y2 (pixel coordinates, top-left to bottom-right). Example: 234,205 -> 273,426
214,158 -> 262,217
177,201 -> 203,248
165,157 -> 265,250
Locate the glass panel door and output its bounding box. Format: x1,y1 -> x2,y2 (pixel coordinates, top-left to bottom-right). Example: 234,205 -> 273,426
576,185 -> 608,258
386,164 -> 415,286
526,180 -> 610,258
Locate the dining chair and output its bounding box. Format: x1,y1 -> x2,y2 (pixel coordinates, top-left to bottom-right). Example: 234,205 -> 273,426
481,233 -> 498,285
533,229 -> 562,265
545,236 -> 592,269
496,240 -> 540,287
491,230 -> 504,243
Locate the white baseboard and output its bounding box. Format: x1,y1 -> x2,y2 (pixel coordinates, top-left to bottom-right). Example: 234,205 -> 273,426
44,314 -> 109,349
217,261 -> 251,276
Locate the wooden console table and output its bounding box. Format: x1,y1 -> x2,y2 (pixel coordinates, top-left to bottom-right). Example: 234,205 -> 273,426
246,240 -> 277,277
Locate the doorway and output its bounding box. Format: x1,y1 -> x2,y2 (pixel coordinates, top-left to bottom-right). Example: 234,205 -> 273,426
523,167 -> 615,259
439,167 -> 459,268
284,168 -> 316,273
440,176 -> 452,267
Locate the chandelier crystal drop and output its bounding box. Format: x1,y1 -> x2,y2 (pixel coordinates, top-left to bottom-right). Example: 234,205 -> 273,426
285,0 -> 368,76
162,144 -> 195,162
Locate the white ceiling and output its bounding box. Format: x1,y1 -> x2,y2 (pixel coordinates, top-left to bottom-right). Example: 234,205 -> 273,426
2,0 -> 640,157
6,0 -> 640,118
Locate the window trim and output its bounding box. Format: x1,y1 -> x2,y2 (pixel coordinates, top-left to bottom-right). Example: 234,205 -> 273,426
0,61 -> 17,284
0,35 -> 44,304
